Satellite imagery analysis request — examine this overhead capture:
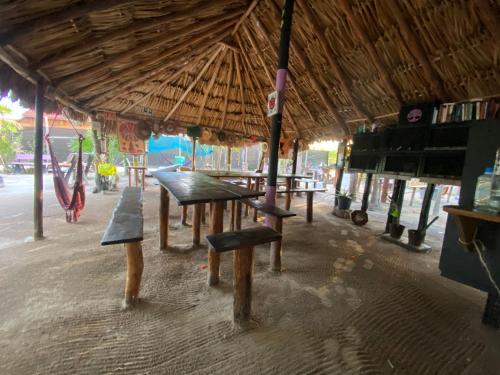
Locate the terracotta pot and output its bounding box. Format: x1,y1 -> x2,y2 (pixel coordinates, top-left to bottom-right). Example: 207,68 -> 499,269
389,223 -> 405,239
408,229 -> 425,247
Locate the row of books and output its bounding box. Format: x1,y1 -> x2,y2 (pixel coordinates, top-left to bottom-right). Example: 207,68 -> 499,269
432,98 -> 499,124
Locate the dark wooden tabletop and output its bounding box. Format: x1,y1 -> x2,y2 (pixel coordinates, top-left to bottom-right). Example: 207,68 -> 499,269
154,171 -> 265,205
198,170 -> 307,179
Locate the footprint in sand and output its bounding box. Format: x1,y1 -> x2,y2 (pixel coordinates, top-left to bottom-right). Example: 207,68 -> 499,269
334,284 -> 346,295
346,240 -> 364,254
329,239 -> 338,248
340,229 -> 348,236
363,259 -> 374,270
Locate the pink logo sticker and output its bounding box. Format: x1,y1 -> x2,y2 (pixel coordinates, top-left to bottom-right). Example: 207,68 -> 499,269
407,108 -> 423,123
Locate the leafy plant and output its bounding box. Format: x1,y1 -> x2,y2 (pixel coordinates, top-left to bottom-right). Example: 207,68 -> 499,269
0,104 -> 22,168
68,131 -> 122,164
421,216 -> 439,233
68,129 -> 94,153
336,190 -> 352,198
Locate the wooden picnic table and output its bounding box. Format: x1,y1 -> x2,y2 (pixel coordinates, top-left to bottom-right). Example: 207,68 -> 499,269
153,171 -> 265,285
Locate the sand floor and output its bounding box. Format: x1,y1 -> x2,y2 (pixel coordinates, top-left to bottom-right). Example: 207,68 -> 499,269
0,178 -> 499,374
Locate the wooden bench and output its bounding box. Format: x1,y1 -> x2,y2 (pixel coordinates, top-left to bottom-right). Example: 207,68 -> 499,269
242,199 -> 296,271
101,187 -> 144,308
289,188 -> 326,222
206,227 -> 281,322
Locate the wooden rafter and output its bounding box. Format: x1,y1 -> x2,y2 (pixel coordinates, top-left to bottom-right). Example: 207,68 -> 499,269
232,0 -> 260,35
220,50 -> 234,129
196,48 -> 228,125
163,46 -> 223,122
386,0 -> 447,99
75,22 -> 235,100
34,0 -> 240,69
297,0 -> 374,121
337,0 -> 403,105
472,0 -> 500,46
0,0 -> 133,45
56,13 -> 241,86
234,53 -> 247,134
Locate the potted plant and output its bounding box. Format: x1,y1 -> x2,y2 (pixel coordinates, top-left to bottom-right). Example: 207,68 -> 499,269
408,216 -> 439,247
388,202 -> 405,239
336,190 -> 352,210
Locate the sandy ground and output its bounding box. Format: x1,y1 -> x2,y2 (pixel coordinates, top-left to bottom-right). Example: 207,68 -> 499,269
0,175 -> 499,374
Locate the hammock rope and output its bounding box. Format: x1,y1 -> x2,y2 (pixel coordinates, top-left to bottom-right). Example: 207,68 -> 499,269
45,110 -> 86,223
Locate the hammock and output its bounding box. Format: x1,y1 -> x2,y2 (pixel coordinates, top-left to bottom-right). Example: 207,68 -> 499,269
46,134 -> 86,222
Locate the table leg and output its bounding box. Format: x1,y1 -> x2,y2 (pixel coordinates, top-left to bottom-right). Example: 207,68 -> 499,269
208,201 -> 224,286
245,177 -> 251,217
233,246 -> 254,322
193,203 -> 202,245
306,191 -> 313,223
160,187 -> 169,251
236,201 -> 242,230
142,170 -> 145,191
230,200 -> 236,231
253,177 -> 261,222
285,177 -> 292,210
181,205 -> 189,226
270,216 -> 283,272
128,170 -> 131,187
135,169 -> 139,187
124,241 -> 144,307
201,203 -> 206,225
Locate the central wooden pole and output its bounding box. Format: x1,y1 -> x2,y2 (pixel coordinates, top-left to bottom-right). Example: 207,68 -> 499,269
34,81 -> 45,240
264,0 -> 295,221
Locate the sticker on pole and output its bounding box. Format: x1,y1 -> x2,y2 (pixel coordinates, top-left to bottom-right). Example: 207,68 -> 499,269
267,91 -> 281,117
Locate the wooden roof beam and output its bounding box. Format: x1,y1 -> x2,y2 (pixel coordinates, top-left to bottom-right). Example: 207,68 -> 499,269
472,0 -> 500,43
196,48 -> 228,124
220,50 -> 234,129
163,46 -> 224,122
56,12 -> 242,86
232,0 -> 260,35
337,0 -> 403,105
297,0 -> 374,121
385,0 -> 447,100
34,0 -> 240,69
75,22 -> 235,100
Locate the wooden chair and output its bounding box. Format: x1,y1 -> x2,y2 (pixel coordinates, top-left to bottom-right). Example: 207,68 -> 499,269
101,187 -> 144,308
206,227 -> 281,322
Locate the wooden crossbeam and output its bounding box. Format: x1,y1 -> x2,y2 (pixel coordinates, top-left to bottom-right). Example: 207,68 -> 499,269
220,50 -> 234,129
163,46 -> 223,122
196,48 -> 228,125
337,0 -> 403,105
0,0 -> 132,46
57,13 -> 241,87
76,22 -> 235,101
34,0 -> 239,69
386,0 -> 447,100
297,0 -> 374,121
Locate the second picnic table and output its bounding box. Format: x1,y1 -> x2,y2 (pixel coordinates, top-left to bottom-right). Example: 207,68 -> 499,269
154,171 -> 265,285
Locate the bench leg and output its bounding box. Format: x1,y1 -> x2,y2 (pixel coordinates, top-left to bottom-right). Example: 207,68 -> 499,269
285,178 -> 292,210
230,200 -> 236,231
181,205 -> 189,226
233,246 -> 254,322
306,191 -> 313,223
208,201 -> 224,286
270,217 -> 283,272
193,203 -> 202,246
236,201 -> 242,230
160,187 -> 169,251
124,242 -> 144,307
201,203 -> 206,225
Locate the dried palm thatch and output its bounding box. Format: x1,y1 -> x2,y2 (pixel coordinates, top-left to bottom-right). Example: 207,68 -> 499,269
0,0 -> 498,141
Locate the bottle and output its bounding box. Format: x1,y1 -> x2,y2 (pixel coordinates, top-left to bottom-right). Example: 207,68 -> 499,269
474,167 -> 493,211
489,147 -> 500,213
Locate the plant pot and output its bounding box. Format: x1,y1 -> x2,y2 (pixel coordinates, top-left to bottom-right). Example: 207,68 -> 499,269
408,229 -> 425,247
389,223 -> 405,239
337,196 -> 352,210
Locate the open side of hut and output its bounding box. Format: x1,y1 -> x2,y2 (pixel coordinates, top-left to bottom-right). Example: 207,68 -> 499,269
0,0 -> 498,140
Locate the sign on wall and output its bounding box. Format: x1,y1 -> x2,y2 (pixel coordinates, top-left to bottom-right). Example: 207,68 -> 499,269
117,118 -> 145,155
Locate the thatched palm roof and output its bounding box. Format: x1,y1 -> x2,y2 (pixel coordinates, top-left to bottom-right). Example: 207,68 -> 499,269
0,0 -> 498,140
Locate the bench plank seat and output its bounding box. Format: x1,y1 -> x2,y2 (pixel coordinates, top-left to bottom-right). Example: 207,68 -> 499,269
101,187 -> 143,246
242,199 -> 296,218
289,188 -> 326,193
206,227 -> 281,253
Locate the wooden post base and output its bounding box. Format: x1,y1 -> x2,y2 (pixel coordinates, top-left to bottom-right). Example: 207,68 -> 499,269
233,246 -> 254,322
269,216 -> 283,272
124,242 -> 144,308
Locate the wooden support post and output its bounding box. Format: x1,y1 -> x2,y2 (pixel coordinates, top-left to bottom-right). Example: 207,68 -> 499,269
306,191 -> 314,223
264,0 -> 295,219
418,183 -> 435,232
253,177 -> 261,222
236,201 -> 243,230
285,177 -> 292,210
361,173 -> 373,212
334,141 -> 346,207
201,203 -> 206,224
192,137 -> 197,171
432,185 -> 443,217
227,146 -> 232,171
409,187 -> 417,207
385,179 -> 406,232
160,187 -> 169,251
381,178 -> 389,203
124,242 -> 144,307
208,201 -> 224,286
182,205 -> 189,226
233,246 -> 254,322
193,203 -> 202,245
245,177 -> 251,217
230,200 -> 236,231
270,216 -> 283,272
291,138 -> 299,174
34,81 -> 45,240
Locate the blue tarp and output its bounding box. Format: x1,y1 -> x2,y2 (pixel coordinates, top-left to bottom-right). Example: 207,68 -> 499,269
148,135 -> 214,156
